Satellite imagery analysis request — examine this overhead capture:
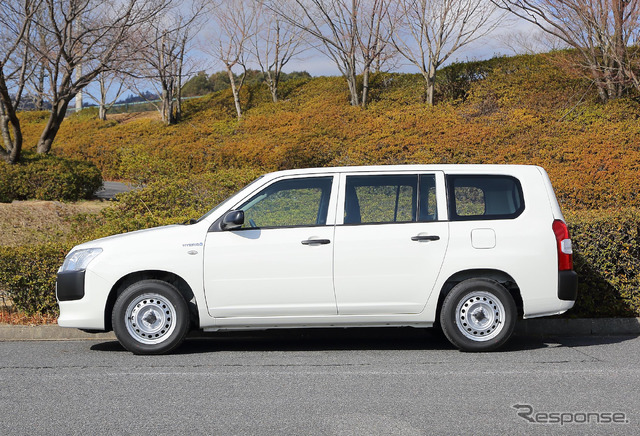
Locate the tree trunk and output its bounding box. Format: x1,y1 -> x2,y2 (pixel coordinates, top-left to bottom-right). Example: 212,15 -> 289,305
426,63 -> 437,106
361,66 -> 370,108
0,108 -> 23,164
266,70 -> 279,103
35,64 -> 45,111
346,66 -> 360,107
0,79 -> 22,164
161,87 -> 171,125
98,104 -> 107,121
175,84 -> 183,123
36,99 -> 70,154
612,0 -> 626,96
227,67 -> 243,119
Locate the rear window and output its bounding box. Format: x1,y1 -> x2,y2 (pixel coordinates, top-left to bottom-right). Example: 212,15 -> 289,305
448,175 -> 524,221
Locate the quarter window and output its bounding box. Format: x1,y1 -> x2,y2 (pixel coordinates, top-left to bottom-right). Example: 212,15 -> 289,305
237,177 -> 333,228
448,175 -> 524,220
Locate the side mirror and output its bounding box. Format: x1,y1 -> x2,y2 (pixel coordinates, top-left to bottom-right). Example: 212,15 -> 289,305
221,210 -> 244,231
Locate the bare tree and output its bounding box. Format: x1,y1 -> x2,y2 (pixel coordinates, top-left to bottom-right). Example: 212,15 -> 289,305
26,4 -> 48,112
209,0 -> 257,119
84,71 -> 127,120
250,2 -> 307,103
0,0 -> 40,164
493,1 -> 640,101
357,0 -> 395,107
28,62 -> 47,110
271,0 -> 393,108
134,3 -> 204,125
392,0 -> 502,105
30,0 -> 172,154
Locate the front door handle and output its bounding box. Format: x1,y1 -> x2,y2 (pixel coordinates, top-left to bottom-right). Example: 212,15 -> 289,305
301,239 -> 331,245
411,235 -> 440,242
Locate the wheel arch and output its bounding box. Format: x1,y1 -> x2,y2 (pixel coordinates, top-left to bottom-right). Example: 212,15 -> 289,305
104,270 -> 199,332
435,269 -> 524,322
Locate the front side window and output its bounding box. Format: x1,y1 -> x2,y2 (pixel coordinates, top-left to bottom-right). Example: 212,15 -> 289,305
344,174 -> 437,225
448,175 -> 524,221
237,177 -> 333,228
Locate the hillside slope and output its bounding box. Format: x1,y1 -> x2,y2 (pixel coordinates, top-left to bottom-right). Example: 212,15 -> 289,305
19,52 -> 640,210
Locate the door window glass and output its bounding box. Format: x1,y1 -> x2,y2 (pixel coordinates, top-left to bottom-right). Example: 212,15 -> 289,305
419,175 -> 438,221
237,177 -> 333,228
344,175 -> 418,224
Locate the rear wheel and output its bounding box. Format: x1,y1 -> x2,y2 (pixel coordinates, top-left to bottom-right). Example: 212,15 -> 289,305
112,280 -> 190,355
440,279 -> 517,352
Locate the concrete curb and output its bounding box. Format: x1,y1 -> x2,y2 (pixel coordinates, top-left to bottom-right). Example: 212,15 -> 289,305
0,325 -> 116,341
514,317 -> 640,336
1,318 -> 639,341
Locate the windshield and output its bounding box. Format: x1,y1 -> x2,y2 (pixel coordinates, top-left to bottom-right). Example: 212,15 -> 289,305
195,175 -> 264,223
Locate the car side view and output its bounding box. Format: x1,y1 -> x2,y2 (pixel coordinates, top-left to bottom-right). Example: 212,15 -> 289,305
57,165 -> 578,354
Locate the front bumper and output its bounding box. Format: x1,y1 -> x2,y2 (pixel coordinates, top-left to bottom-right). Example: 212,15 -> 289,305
57,269 -> 111,331
56,270 -> 86,301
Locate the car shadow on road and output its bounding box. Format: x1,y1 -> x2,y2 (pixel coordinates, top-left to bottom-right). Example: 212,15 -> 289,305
89,328 -> 637,354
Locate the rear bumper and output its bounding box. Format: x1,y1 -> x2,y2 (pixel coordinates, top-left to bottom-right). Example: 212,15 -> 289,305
558,270 -> 578,301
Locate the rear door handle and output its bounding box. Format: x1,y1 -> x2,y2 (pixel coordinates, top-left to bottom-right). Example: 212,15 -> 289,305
301,239 -> 331,245
411,235 -> 440,242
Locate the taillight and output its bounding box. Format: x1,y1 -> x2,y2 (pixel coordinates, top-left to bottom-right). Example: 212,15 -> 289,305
552,219 -> 573,271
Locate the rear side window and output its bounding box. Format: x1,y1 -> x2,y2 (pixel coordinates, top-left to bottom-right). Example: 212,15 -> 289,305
448,175 -> 524,221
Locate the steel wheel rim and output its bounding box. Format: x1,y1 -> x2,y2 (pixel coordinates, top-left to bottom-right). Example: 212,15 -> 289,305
455,290 -> 506,342
124,293 -> 177,345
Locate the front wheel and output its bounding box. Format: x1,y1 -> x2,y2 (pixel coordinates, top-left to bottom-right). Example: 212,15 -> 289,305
112,280 -> 190,355
440,279 -> 517,352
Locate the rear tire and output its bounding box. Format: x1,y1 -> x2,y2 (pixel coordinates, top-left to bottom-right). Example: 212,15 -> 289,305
440,279 -> 516,352
112,280 -> 190,355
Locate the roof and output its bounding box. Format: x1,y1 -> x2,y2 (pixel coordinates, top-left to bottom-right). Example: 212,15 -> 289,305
262,164 -> 542,178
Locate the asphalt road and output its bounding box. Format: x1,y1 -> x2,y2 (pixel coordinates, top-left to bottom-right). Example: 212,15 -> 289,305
1,330 -> 639,435
94,181 -> 135,200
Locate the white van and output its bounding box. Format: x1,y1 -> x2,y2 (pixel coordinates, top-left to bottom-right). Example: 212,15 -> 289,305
57,165 -> 578,354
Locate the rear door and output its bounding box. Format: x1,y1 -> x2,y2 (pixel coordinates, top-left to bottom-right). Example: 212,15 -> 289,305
333,172 -> 449,315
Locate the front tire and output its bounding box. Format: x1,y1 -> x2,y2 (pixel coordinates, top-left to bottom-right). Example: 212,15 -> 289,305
440,279 -> 517,352
112,280 -> 190,355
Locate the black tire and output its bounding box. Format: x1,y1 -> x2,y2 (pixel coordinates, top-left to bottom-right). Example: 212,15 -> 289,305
112,280 -> 190,355
440,278 -> 517,352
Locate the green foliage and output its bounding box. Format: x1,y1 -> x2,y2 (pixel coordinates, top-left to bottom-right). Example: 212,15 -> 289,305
435,59 -> 499,103
0,244 -> 70,315
566,209 -> 640,317
181,69 -> 312,97
0,153 -> 103,202
68,106 -> 100,120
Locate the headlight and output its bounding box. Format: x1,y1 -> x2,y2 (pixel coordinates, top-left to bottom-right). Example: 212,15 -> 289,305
59,248 -> 103,272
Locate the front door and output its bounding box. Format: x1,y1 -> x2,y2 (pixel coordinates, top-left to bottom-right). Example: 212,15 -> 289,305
203,175 -> 338,318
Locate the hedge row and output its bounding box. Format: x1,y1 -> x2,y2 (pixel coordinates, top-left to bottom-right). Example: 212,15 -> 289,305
0,243 -> 70,315
565,209 -> 640,318
0,153 -> 103,202
1,203 -> 638,318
